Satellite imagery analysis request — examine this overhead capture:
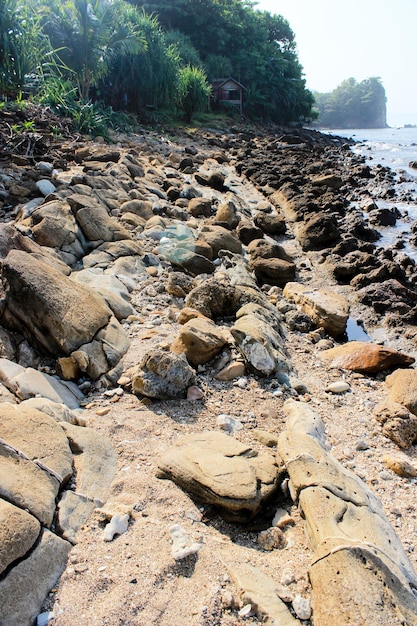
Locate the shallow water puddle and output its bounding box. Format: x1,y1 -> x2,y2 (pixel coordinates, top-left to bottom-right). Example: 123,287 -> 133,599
345,317 -> 371,342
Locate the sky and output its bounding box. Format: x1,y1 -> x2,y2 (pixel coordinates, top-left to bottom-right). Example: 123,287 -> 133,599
254,0 -> 417,126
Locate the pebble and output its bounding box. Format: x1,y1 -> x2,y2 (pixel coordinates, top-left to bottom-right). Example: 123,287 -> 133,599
169,524 -> 202,560
36,179 -> 56,196
383,454 -> 417,478
238,604 -> 252,618
355,439 -> 370,451
216,414 -> 243,433
187,385 -> 204,401
326,380 -> 351,394
292,595 -> 311,620
280,569 -> 296,586
234,376 -> 248,389
96,407 -> 111,416
103,514 -> 130,541
257,527 -> 286,551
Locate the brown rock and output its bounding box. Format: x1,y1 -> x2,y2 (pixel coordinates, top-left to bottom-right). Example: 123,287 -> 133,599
198,225 -> 242,257
171,318 -> 228,366
374,401 -> 417,449
0,500 -> 41,575
1,250 -> 111,355
383,453 -> 417,477
283,282 -> 349,337
321,341 -> 415,374
187,197 -> 212,218
386,369 -> 417,415
157,431 -> 281,521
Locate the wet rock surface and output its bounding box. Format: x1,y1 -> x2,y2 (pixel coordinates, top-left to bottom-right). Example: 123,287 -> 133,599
1,113 -> 417,624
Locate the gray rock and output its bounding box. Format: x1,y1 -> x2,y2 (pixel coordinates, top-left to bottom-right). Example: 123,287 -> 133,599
56,491 -> 96,544
231,303 -> 290,376
61,422 -> 116,506
227,563 -> 299,625
132,349 -> 195,399
0,529 -> 70,626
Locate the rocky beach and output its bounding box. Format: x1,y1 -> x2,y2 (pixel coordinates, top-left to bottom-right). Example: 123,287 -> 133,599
1,108 -> 417,625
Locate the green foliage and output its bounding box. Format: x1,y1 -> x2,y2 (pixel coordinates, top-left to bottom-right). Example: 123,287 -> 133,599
0,0 -> 51,96
176,65 -> 211,122
103,10 -> 179,111
314,77 -> 387,128
39,0 -> 146,100
131,0 -> 315,124
165,30 -> 202,68
1,0 -> 316,128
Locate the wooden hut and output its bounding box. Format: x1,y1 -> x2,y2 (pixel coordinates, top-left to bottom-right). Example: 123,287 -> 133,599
211,77 -> 246,115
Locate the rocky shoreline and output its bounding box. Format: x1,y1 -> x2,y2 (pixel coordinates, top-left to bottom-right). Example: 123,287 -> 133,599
0,112 -> 417,625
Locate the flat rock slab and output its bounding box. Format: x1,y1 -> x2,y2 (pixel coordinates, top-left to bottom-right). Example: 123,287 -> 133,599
57,491 -> 96,544
157,431 -> 282,521
0,402 -> 73,482
227,563 -> 299,625
283,282 -> 349,337
61,422 -> 116,506
0,499 -> 41,575
0,444 -> 59,527
0,529 -> 71,626
278,399 -> 417,625
321,341 -> 415,374
0,361 -> 84,409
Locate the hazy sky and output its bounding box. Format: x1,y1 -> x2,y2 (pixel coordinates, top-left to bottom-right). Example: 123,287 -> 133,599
254,0 -> 417,126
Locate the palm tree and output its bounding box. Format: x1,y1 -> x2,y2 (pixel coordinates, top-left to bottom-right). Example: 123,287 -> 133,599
0,0 -> 50,96
41,0 -> 146,100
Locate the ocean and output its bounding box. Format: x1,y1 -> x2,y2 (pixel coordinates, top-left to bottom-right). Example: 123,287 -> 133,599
325,127 -> 417,261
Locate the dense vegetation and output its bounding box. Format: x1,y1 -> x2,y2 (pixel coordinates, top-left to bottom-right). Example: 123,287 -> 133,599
314,77 -> 387,128
0,0 -> 316,133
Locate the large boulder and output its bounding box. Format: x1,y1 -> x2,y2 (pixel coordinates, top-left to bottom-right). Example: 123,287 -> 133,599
283,282 -> 350,337
1,250 -> 111,355
279,400 -> 417,626
321,341 -> 415,374
67,193 -> 131,243
157,431 -> 282,521
295,213 -> 340,251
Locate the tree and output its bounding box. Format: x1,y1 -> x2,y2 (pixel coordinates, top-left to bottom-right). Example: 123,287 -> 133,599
176,65 -> 211,122
130,0 -> 315,123
40,0 -> 145,100
104,9 -> 180,111
0,0 -> 50,96
314,77 -> 387,128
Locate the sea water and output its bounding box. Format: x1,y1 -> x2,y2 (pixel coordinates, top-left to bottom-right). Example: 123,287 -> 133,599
326,127 -> 417,261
